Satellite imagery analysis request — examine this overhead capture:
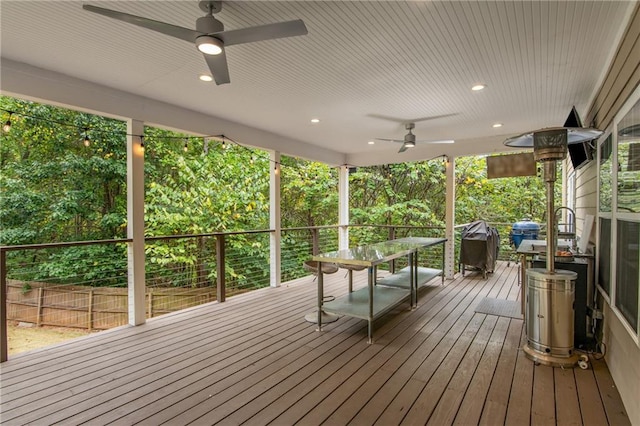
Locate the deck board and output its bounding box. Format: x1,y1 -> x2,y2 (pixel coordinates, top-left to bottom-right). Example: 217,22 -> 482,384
555,367 -> 582,425
575,358 -> 610,426
0,261 -> 630,425
531,364 -> 556,425
505,320 -> 535,426
477,318 -> 523,426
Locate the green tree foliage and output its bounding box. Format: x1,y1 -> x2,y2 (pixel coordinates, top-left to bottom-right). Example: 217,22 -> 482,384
347,161 -> 447,245
141,130 -> 271,288
455,155 -> 552,225
350,162 -> 446,225
2,95 -> 551,289
280,156 -> 338,228
1,97 -> 127,244
143,131 -> 270,235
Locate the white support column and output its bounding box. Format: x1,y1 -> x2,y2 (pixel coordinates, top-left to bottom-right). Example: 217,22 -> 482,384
338,165 -> 350,250
270,151 -> 282,287
444,156 -> 456,279
127,119 -> 146,325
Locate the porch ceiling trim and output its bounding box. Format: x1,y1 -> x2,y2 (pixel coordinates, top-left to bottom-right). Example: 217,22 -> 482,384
0,59 -> 346,166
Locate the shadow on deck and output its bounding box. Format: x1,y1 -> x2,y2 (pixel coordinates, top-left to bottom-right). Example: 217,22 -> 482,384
0,261 -> 630,425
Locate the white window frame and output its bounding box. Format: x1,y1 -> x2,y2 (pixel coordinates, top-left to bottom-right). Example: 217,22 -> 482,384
597,84 -> 640,347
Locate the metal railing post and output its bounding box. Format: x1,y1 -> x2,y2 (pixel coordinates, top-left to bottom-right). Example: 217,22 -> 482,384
1,249 -> 8,362
216,234 -> 226,303
389,226 -> 396,273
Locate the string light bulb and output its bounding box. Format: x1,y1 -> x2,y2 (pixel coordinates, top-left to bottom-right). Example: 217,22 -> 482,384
83,128 -> 90,147
222,140 -> 226,149
140,136 -> 145,151
183,139 -> 188,152
3,112 -> 13,133
442,155 -> 450,173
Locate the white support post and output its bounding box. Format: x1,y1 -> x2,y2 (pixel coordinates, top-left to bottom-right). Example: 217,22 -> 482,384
270,151 -> 282,287
127,120 -> 146,325
444,156 -> 456,279
338,165 -> 350,251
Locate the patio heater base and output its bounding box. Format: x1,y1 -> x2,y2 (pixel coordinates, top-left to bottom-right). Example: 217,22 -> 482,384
523,343 -> 579,368
304,311 -> 340,324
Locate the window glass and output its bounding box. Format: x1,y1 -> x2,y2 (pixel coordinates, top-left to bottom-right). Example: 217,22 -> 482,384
599,217 -> 611,296
617,102 -> 640,213
615,220 -> 639,330
599,135 -> 613,212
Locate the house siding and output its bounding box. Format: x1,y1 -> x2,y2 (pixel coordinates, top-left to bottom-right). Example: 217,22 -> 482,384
572,161 -> 598,242
581,3 -> 640,424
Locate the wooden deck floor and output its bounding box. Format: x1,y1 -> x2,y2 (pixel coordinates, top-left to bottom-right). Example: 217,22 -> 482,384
0,261 -> 630,425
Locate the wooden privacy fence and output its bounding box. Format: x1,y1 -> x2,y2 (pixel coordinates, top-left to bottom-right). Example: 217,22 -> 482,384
6,280 -> 216,330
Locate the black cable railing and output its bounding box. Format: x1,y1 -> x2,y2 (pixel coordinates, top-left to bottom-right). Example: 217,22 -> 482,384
1,223 -> 455,361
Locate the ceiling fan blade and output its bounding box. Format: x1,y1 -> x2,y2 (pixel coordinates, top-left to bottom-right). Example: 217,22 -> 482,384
204,50 -> 230,85
217,20 -> 307,46
368,113 -> 458,123
375,138 -> 403,143
410,113 -> 458,123
398,144 -> 409,153
83,4 -> 199,43
415,139 -> 455,144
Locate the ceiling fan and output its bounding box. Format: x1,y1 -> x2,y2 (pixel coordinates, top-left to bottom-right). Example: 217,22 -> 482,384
83,1 -> 308,85
376,123 -> 455,153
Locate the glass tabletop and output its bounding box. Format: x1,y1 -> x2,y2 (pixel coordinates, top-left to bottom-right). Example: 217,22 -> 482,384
311,237 -> 446,267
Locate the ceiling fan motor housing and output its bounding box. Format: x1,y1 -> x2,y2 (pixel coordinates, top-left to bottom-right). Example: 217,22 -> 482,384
404,132 -> 416,146
197,15 -> 224,34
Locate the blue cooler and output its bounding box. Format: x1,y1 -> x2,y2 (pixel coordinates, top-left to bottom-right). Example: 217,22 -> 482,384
510,219 -> 540,248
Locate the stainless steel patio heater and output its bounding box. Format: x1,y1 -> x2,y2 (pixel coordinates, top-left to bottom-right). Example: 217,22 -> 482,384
504,119 -> 601,368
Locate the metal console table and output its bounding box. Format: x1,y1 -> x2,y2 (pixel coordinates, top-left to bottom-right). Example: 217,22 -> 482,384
312,237 -> 446,343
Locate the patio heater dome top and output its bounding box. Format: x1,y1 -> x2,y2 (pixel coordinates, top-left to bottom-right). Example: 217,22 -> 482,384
503,127 -> 603,148
504,127 -> 603,148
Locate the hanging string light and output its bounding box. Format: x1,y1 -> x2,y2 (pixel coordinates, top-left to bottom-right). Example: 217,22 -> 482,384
3,112 -> 13,133
0,107 -> 317,174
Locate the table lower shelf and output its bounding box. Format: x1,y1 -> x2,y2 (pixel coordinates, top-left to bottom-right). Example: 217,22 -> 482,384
322,285 -> 410,320
376,266 -> 443,289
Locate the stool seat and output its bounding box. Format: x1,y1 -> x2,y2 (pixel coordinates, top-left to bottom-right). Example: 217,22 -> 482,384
303,260 -> 339,275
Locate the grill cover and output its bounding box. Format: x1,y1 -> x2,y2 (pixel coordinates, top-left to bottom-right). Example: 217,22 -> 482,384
460,220 -> 500,275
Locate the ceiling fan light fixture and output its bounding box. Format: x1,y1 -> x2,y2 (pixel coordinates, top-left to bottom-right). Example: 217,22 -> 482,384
196,36 -> 223,55
404,141 -> 416,148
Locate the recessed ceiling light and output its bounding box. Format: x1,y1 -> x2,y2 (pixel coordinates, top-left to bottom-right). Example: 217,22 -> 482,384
368,140 -> 375,145
311,118 -> 320,123
199,74 -> 213,82
471,84 -> 486,91
492,123 -> 503,128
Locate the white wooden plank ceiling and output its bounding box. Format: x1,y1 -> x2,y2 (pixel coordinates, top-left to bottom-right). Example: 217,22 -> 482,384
0,1 -> 635,165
